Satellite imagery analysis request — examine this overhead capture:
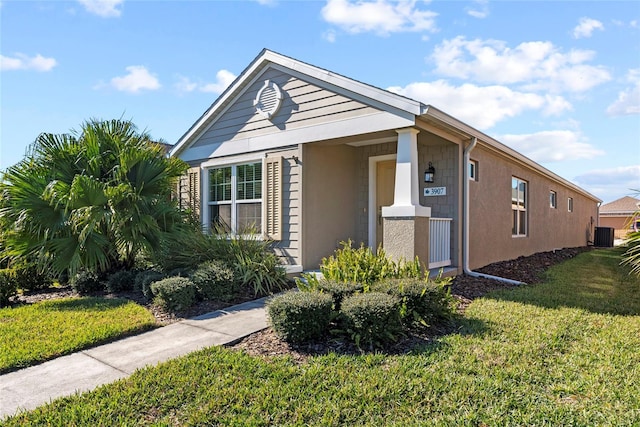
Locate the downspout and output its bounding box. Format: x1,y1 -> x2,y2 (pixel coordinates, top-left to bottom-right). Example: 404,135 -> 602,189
463,137 -> 525,285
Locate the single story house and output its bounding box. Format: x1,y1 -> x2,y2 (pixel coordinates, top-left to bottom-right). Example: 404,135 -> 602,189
170,49 -> 601,276
599,196 -> 640,239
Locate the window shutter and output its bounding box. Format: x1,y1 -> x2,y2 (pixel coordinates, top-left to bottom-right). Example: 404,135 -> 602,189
264,156 -> 283,240
180,167 -> 200,218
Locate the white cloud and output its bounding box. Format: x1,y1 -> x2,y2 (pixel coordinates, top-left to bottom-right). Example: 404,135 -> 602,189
572,17 -> 604,39
175,70 -> 236,95
388,80 -> 569,129
0,53 -> 57,71
498,130 -> 604,163
606,68 -> 640,116
466,0 -> 489,19
77,0 -> 123,17
573,165 -> 640,202
321,0 -> 437,36
430,36 -> 611,93
110,66 -> 160,93
323,29 -> 337,43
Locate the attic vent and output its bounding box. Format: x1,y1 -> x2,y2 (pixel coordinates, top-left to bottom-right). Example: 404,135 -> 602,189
254,80 -> 283,120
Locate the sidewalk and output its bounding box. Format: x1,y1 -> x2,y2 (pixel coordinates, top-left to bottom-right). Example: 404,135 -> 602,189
0,297 -> 269,419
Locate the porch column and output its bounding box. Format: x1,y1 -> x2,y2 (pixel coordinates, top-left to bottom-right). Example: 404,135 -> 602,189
381,128 -> 431,264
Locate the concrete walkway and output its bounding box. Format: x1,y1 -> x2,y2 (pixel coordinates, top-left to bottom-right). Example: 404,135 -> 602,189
0,297 -> 269,419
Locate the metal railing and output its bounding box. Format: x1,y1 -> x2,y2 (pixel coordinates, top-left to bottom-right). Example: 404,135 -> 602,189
429,217 -> 452,268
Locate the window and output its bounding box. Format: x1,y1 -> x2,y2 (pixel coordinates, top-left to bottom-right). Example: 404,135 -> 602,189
550,190 -> 557,209
511,177 -> 527,236
568,197 -> 573,212
468,160 -> 478,181
208,162 -> 262,233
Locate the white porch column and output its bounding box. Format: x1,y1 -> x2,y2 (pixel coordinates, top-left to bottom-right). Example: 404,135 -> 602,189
382,128 -> 430,218
381,127 -> 430,265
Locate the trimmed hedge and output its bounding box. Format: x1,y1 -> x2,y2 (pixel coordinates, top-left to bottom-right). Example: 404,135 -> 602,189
316,279 -> 363,310
135,270 -> 165,299
70,271 -> 104,294
372,278 -> 455,327
150,277 -> 196,312
13,263 -> 52,291
190,260 -> 236,302
267,291 -> 334,344
106,270 -> 137,293
340,292 -> 402,348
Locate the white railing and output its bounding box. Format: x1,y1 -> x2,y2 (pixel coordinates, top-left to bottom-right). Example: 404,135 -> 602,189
429,218 -> 452,268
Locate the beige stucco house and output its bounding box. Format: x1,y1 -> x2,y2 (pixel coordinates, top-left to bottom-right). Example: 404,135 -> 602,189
599,196 -> 640,239
170,49 -> 601,276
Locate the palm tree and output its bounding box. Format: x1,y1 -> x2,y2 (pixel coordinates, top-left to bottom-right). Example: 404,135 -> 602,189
0,119 -> 188,276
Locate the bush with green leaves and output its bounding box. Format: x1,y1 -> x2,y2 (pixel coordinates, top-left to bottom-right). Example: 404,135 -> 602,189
70,271 -> 104,294
313,279 -> 363,311
150,277 -> 196,312
0,269 -> 17,307
12,262 -> 52,291
371,278 -> 456,328
267,291 -> 334,344
319,240 -> 423,287
106,270 -> 137,293
190,260 -> 237,301
135,270 -> 166,299
340,292 -> 402,349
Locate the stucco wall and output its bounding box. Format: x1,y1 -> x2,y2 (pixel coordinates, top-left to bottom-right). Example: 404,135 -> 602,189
599,216 -> 634,238
301,143 -> 360,269
468,145 -> 598,269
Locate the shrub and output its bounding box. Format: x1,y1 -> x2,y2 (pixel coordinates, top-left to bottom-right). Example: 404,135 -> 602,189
0,269 -> 17,307
150,277 -> 196,312
13,262 -> 52,291
267,291 -> 334,344
190,260 -> 237,302
320,240 -> 423,286
230,233 -> 288,296
70,271 -> 104,294
315,279 -> 363,311
106,270 -> 137,293
340,292 -> 402,349
135,270 -> 165,299
372,278 -> 456,328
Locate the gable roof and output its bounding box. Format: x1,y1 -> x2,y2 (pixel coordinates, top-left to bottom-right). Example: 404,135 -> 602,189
170,48 -> 601,203
600,196 -> 640,215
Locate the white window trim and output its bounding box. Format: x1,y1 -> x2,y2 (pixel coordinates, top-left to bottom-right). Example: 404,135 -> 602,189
203,159 -> 264,234
568,197 -> 574,212
468,160 -> 478,181
550,190 -> 557,209
512,177 -> 527,237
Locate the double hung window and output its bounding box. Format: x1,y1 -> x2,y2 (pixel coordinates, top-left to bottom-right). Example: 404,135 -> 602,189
511,177 -> 527,236
208,162 -> 262,233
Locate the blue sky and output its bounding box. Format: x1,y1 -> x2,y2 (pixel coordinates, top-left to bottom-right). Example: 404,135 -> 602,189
1,0 -> 639,203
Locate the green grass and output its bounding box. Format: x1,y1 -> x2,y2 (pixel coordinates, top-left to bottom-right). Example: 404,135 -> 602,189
0,298 -> 156,373
4,248 -> 640,426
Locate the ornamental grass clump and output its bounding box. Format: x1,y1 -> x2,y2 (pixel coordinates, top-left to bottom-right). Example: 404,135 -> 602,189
340,292 -> 402,349
0,269 -> 17,307
267,291 -> 334,343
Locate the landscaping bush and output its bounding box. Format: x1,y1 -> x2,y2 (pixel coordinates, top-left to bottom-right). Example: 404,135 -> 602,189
0,269 -> 17,307
190,260 -> 237,302
320,240 -> 423,286
267,291 -> 334,344
135,270 -> 165,299
372,278 -> 456,328
150,277 -> 196,312
340,292 -> 402,349
315,279 -> 363,310
106,270 -> 137,293
13,262 -> 52,291
70,271 -> 104,294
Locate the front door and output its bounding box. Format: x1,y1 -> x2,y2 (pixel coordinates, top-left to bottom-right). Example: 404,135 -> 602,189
376,160 -> 396,249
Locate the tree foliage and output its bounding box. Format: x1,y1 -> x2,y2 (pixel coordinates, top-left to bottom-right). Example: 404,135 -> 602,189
0,119 -> 188,276
622,191 -> 640,276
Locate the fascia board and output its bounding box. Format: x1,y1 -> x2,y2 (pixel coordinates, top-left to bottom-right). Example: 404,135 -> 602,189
422,105 -> 602,204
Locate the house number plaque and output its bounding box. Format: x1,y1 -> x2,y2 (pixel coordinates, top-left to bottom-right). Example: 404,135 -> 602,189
424,187 -> 446,196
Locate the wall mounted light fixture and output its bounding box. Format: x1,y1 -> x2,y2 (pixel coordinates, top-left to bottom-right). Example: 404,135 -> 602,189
424,162 -> 435,183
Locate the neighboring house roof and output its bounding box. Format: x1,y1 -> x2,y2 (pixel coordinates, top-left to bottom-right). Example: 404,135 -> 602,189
600,196 -> 640,216
170,48 -> 601,203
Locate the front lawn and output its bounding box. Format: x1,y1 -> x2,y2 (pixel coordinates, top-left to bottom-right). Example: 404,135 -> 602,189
4,248 -> 640,425
0,298 -> 156,373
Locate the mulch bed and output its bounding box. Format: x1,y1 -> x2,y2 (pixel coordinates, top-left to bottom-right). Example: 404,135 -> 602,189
9,247 -> 589,361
